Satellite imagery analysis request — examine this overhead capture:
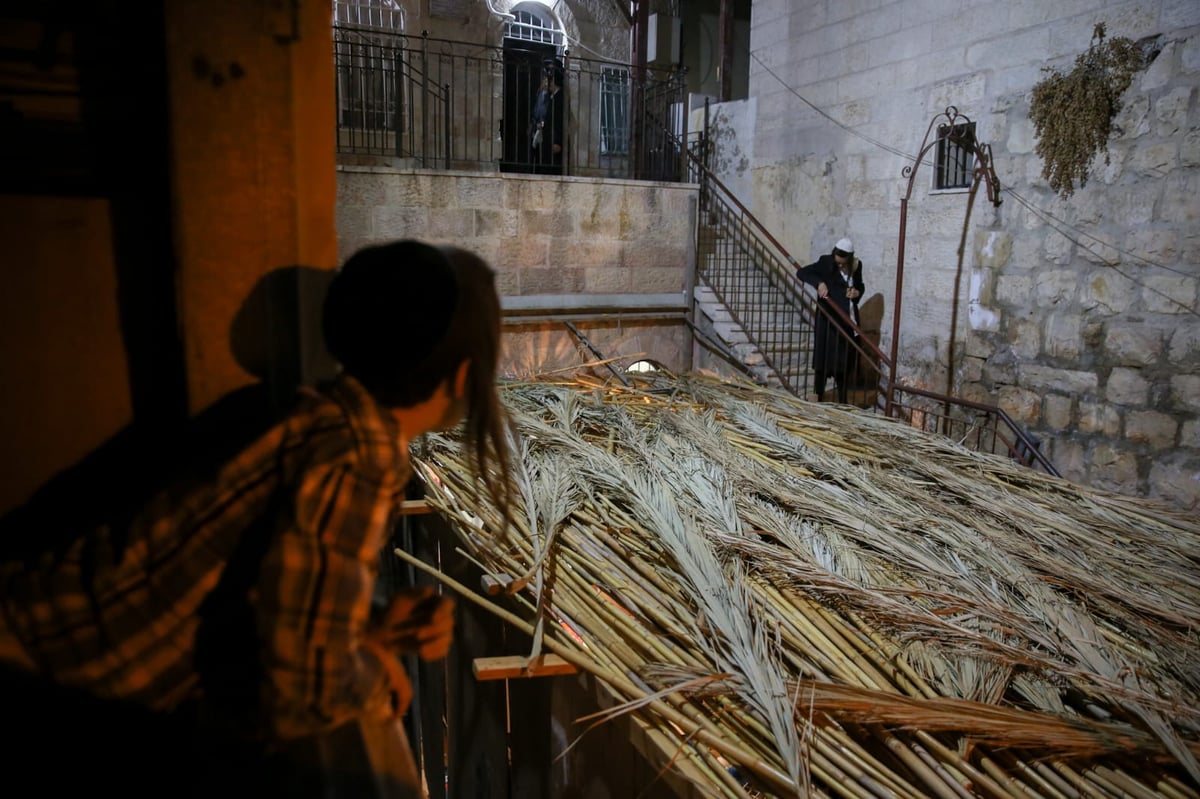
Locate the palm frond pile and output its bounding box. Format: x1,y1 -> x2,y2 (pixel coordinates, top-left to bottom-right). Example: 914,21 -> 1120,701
410,370 -> 1200,798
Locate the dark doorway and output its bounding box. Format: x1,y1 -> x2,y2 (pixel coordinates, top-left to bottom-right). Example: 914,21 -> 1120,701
499,41 -> 555,174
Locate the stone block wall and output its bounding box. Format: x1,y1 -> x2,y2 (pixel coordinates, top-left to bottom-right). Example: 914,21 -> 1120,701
737,1 -> 1199,509
336,167 -> 697,377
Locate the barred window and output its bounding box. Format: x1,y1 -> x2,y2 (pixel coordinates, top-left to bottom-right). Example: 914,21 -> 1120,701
333,0 -> 405,30
600,67 -> 630,155
934,122 -> 975,190
333,1 -> 404,132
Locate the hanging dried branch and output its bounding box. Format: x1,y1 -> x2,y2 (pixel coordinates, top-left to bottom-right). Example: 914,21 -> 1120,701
1029,23 -> 1144,197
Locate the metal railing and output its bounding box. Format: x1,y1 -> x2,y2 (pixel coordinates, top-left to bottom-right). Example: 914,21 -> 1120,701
331,29 -> 1055,474
333,27 -> 687,181
687,120 -> 1057,475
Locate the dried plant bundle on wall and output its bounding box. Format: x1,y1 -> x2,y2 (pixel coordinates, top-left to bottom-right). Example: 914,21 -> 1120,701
1029,23 -> 1144,197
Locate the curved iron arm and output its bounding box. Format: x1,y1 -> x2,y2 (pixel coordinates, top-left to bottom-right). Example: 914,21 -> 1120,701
899,106 -> 1002,205
891,106 -> 1002,411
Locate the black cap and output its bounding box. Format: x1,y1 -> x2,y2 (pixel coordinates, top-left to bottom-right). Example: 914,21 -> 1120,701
323,240 -> 459,392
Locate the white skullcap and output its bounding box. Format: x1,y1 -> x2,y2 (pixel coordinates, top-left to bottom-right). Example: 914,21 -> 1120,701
835,237 -> 854,253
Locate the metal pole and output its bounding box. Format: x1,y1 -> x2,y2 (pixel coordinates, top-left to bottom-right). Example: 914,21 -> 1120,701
420,32 -> 429,168
393,43 -> 403,158
888,197 -> 907,415
889,107 -> 1001,419
443,83 -> 450,170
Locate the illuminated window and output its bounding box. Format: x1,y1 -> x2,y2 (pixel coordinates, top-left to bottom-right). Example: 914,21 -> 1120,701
626,359 -> 665,374
333,0 -> 405,30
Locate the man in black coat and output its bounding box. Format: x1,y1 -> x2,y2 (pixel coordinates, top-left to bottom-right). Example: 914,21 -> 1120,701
795,237 -> 865,403
530,57 -> 564,175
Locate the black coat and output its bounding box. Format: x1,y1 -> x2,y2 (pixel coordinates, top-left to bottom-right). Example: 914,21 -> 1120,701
795,254 -> 865,373
530,86 -> 563,172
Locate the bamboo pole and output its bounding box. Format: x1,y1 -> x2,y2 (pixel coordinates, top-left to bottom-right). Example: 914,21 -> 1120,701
410,372 -> 1200,798
392,547 -> 802,797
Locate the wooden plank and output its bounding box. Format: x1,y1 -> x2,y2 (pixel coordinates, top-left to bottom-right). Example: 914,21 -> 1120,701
480,573 -> 512,595
396,498 -> 432,515
472,654 -> 577,681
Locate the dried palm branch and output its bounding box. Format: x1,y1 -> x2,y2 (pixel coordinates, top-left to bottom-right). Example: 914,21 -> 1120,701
409,370 -> 1200,798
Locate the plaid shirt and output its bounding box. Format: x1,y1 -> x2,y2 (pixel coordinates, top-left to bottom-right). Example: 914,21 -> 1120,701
1,375 -> 408,739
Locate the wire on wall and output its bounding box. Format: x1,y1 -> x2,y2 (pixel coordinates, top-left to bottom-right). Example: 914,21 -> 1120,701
746,49 -> 1195,313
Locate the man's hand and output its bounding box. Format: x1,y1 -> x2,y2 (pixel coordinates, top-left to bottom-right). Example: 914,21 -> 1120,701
371,586 -> 456,662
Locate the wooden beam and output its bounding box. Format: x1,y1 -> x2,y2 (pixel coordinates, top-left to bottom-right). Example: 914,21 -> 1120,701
472,654 -> 577,681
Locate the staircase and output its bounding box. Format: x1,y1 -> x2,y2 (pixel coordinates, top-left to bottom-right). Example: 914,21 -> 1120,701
690,192 -> 830,402
683,144 -> 1054,472
692,236 -> 814,396
693,284 -> 775,386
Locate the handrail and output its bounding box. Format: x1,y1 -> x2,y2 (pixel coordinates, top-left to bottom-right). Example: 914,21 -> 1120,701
683,126 -> 1058,476
689,150 -> 805,274
884,382 -> 1058,474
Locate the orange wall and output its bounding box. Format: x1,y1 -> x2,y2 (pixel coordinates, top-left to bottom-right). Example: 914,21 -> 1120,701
164,0 -> 338,416
0,197 -> 133,513
0,1 -> 338,516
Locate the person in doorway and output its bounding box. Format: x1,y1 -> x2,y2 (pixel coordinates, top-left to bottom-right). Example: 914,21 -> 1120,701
530,56 -> 565,174
796,237 -> 865,403
0,239 -> 514,797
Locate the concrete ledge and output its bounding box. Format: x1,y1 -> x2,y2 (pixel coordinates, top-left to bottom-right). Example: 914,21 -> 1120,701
335,163 -> 700,191
502,293 -> 688,320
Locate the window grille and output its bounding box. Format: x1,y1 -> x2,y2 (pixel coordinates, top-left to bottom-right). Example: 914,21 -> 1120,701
506,6 -> 561,47
934,122 -> 975,190
333,1 -> 404,132
333,0 -> 405,30
600,66 -> 630,155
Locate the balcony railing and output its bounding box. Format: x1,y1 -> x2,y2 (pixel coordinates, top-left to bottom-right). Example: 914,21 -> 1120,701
333,27 -> 688,181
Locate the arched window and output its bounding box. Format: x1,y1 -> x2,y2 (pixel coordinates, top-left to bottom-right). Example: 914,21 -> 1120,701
626,359 -> 667,374
505,3 -> 562,48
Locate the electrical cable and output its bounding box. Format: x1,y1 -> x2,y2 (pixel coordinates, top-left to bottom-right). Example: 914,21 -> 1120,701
749,50 -> 922,164
1003,187 -> 1199,318
746,48 -> 1198,314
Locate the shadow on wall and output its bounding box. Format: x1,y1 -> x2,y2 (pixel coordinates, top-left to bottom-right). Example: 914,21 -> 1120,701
0,265 -> 335,564
855,292 -> 885,385
0,264 -> 340,795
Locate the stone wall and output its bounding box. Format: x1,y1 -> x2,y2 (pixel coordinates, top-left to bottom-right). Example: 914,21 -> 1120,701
737,1 -> 1200,510
336,167 -> 697,377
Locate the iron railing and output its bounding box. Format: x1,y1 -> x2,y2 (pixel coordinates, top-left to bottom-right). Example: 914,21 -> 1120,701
333,27 -> 687,181
687,119 -> 1057,475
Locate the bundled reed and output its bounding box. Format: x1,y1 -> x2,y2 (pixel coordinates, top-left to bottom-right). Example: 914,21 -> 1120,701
408,370 -> 1200,798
